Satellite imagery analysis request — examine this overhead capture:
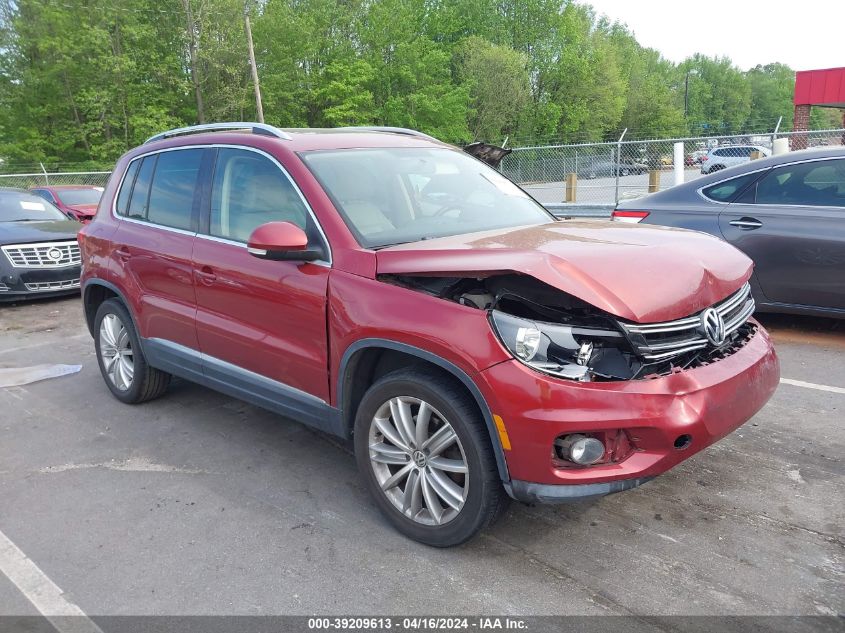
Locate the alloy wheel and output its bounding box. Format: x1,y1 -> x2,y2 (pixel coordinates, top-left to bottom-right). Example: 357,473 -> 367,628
368,396 -> 469,525
99,313 -> 134,391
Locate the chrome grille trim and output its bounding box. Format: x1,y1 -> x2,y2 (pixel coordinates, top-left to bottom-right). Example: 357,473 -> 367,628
2,241 -> 81,268
619,283 -> 754,362
24,278 -> 81,292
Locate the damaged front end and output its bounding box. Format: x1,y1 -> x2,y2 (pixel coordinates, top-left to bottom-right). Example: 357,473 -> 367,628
381,273 -> 756,383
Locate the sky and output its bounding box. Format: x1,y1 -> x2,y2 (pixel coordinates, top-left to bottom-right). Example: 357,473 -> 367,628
584,0 -> 845,71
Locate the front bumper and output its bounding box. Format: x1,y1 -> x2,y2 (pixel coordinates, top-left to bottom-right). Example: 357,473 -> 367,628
0,265 -> 82,301
479,321 -> 779,496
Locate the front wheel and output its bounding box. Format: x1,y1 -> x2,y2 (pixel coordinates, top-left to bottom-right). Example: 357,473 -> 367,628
354,368 -> 507,546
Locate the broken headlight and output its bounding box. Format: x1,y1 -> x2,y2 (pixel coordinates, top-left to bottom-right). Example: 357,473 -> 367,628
490,310 -> 629,381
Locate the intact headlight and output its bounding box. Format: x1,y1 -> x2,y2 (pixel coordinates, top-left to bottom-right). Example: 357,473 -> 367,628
490,310 -> 624,381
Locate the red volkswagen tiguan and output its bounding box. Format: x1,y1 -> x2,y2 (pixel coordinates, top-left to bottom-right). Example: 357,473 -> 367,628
78,123 -> 779,546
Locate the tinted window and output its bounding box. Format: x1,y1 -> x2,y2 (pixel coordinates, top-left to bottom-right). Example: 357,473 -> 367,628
126,156 -> 156,219
146,149 -> 203,230
702,173 -> 760,202
210,148 -> 309,242
116,159 -> 140,215
754,159 -> 845,207
31,189 -> 55,203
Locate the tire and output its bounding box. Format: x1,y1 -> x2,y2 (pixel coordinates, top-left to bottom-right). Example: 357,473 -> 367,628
93,298 -> 171,404
620,168 -> 630,176
708,164 -> 725,174
354,367 -> 508,547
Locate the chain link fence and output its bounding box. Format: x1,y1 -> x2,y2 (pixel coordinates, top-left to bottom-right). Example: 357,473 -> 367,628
0,170 -> 112,190
502,128 -> 845,207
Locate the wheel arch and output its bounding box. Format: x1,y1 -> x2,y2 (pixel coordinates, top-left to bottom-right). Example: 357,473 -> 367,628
82,279 -> 135,338
338,339 -> 510,482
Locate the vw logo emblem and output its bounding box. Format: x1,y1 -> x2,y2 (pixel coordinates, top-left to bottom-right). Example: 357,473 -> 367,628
412,450 -> 427,469
700,308 -> 726,347
47,248 -> 63,261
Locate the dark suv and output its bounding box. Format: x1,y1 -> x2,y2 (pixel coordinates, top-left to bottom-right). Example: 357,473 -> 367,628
79,123 -> 779,546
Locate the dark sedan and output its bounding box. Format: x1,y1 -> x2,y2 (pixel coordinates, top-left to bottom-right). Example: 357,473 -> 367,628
613,147 -> 845,319
0,188 -> 82,302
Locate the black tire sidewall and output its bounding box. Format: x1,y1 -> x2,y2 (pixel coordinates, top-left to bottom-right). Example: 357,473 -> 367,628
354,371 -> 499,547
93,299 -> 149,404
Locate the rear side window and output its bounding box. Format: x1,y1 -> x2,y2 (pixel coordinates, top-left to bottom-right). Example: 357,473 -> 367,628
209,148 -> 309,242
754,159 -> 845,207
146,149 -> 203,231
702,173 -> 759,202
126,156 -> 156,220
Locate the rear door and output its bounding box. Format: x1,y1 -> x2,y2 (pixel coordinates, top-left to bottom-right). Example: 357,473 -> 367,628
719,157 -> 845,309
111,148 -> 208,352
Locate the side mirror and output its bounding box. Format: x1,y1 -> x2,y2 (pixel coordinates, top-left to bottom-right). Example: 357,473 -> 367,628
247,221 -> 325,262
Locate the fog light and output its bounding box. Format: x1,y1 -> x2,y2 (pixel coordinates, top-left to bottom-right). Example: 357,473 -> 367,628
555,434 -> 605,465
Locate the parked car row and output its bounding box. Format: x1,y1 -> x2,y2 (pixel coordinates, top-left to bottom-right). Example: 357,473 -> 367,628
3,123 -> 840,548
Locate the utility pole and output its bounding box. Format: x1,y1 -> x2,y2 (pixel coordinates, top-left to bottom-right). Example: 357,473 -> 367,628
244,4 -> 264,123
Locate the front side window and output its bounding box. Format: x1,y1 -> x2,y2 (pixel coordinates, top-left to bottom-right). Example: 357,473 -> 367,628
754,159 -> 845,207
31,189 -> 56,203
209,148 -> 309,242
300,147 -> 553,248
145,149 -> 203,230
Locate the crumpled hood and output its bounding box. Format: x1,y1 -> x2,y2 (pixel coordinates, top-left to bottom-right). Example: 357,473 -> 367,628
376,221 -> 753,323
68,204 -> 97,215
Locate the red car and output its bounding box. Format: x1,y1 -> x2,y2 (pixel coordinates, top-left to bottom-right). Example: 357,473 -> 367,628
78,123 -> 779,546
31,185 -> 103,223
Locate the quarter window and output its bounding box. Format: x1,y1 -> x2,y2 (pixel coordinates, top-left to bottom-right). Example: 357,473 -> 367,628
209,148 -> 309,242
754,159 -> 845,207
116,159 -> 140,216
702,173 -> 760,203
126,155 -> 156,220
146,149 -> 203,231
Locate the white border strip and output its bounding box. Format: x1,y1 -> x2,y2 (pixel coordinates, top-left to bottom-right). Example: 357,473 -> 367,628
781,378 -> 845,395
0,528 -> 102,632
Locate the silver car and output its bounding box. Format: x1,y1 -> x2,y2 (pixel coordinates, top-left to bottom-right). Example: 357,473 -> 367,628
700,145 -> 771,174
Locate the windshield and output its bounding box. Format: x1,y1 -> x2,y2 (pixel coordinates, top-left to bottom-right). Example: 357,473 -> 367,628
300,148 -> 553,248
56,188 -> 103,206
0,191 -> 67,222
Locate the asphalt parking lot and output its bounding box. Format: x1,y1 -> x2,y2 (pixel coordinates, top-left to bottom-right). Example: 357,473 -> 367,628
0,295 -> 842,618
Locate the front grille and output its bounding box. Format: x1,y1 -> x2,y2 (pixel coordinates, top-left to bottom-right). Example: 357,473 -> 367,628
2,241 -> 81,268
619,283 -> 755,362
24,278 -> 81,292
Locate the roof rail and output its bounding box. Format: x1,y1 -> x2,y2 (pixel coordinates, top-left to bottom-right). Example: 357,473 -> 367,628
145,122 -> 292,144
335,126 -> 439,141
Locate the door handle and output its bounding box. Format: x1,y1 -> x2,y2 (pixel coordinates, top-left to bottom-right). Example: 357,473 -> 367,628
114,246 -> 131,261
196,266 -> 217,285
729,217 -> 763,230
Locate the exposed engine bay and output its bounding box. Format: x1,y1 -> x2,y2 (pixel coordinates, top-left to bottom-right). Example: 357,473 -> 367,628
381,273 -> 756,382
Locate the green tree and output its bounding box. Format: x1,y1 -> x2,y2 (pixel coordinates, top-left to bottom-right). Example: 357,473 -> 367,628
454,36 -> 531,142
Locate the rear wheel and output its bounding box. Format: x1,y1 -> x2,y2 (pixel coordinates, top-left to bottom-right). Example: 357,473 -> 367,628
708,164 -> 725,174
94,299 -> 171,404
354,368 -> 507,546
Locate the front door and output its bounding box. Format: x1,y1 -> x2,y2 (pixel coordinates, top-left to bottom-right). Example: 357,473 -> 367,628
192,147 -> 331,403
719,157 -> 845,309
